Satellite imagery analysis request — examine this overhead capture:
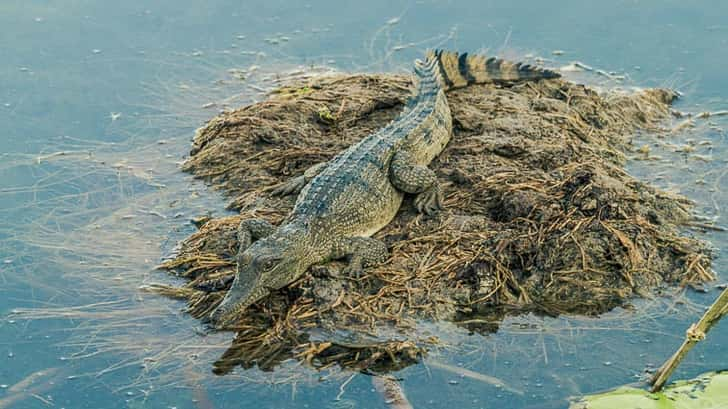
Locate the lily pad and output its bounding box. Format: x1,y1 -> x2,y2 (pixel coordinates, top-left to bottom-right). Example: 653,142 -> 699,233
570,371 -> 728,409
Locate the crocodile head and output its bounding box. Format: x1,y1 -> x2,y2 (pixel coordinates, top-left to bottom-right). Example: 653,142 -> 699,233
209,226 -> 310,328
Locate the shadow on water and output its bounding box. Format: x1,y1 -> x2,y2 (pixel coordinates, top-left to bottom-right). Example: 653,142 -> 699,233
1,1 -> 728,408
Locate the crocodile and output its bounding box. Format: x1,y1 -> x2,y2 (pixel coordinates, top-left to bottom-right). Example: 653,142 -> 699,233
208,50 -> 560,328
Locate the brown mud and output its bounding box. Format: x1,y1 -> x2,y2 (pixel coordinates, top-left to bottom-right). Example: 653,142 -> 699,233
150,72 -> 714,374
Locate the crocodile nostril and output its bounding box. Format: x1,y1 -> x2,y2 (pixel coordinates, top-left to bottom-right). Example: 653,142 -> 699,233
209,307 -> 229,328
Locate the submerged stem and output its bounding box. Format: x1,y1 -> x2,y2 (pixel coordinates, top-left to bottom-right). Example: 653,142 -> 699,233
650,287 -> 728,392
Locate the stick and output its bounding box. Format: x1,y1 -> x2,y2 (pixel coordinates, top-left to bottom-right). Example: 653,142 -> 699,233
650,287 -> 728,392
371,376 -> 413,409
335,373 -> 356,402
426,359 -> 524,396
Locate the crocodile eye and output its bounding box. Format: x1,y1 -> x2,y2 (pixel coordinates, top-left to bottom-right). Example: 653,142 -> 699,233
261,258 -> 278,271
237,252 -> 252,266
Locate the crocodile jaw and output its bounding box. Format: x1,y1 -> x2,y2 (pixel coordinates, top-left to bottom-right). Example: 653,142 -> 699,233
209,270 -> 264,329
209,225 -> 314,329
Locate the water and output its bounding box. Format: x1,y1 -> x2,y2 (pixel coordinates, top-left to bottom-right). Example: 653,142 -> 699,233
1,1 -> 727,408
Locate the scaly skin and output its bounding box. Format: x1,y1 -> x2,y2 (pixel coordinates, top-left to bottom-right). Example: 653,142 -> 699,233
209,50 -> 560,328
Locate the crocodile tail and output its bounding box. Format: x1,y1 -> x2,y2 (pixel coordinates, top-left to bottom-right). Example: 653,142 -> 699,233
426,49 -> 560,91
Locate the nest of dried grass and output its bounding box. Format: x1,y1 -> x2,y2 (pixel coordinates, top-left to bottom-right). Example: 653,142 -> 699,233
150,73 -> 713,373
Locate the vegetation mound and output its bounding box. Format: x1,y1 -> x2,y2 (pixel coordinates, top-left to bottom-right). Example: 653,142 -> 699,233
151,72 -> 713,373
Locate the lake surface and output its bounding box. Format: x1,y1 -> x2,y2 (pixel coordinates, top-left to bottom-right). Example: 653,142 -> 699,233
1,1 -> 727,408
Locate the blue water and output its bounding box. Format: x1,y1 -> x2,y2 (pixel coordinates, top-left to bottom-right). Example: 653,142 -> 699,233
2,1 -> 728,408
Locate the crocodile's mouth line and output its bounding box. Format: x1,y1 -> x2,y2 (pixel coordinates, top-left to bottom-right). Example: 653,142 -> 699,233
211,299 -> 247,328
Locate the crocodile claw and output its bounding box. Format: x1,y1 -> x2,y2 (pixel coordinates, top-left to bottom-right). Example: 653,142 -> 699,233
271,176 -> 306,197
342,257 -> 364,279
414,185 -> 443,216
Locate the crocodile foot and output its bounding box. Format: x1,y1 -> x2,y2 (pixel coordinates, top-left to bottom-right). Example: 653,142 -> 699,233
342,257 -> 364,279
271,162 -> 328,197
333,237 -> 388,279
414,185 -> 443,215
270,175 -> 306,196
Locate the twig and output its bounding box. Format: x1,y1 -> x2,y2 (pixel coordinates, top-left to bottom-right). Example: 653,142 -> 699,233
671,110 -> 728,120
694,110 -> 728,119
426,359 -> 524,396
29,394 -> 53,406
650,287 -> 728,392
371,375 -> 412,409
683,221 -> 728,232
335,373 -> 356,401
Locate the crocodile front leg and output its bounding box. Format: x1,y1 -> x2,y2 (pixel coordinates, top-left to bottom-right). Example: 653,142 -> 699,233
331,237 -> 389,278
236,218 -> 275,250
195,218 -> 275,292
271,162 -> 328,196
389,150 -> 443,215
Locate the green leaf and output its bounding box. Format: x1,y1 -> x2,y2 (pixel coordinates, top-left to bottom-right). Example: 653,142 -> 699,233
570,371 -> 728,409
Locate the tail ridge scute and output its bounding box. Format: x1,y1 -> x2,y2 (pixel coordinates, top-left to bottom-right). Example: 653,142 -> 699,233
426,49 -> 560,91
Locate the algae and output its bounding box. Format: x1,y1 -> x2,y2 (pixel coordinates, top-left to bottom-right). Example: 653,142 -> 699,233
151,71 -> 714,373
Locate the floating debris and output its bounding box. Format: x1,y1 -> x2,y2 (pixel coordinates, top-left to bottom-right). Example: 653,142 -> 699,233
190,215 -> 212,228
695,110 -> 728,119
594,69 -> 625,80
392,43 -> 415,52
0,368 -> 61,409
671,119 -> 696,133
372,376 -> 413,409
560,61 -> 594,72
427,360 -> 523,395
674,144 -> 696,153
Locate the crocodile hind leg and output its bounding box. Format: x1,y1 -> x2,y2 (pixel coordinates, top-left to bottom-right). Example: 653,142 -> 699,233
271,162 -> 328,196
195,218 -> 275,292
389,150 -> 443,215
331,237 -> 389,278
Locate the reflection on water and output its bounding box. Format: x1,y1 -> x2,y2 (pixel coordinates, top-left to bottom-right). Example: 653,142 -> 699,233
1,0 -> 727,408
